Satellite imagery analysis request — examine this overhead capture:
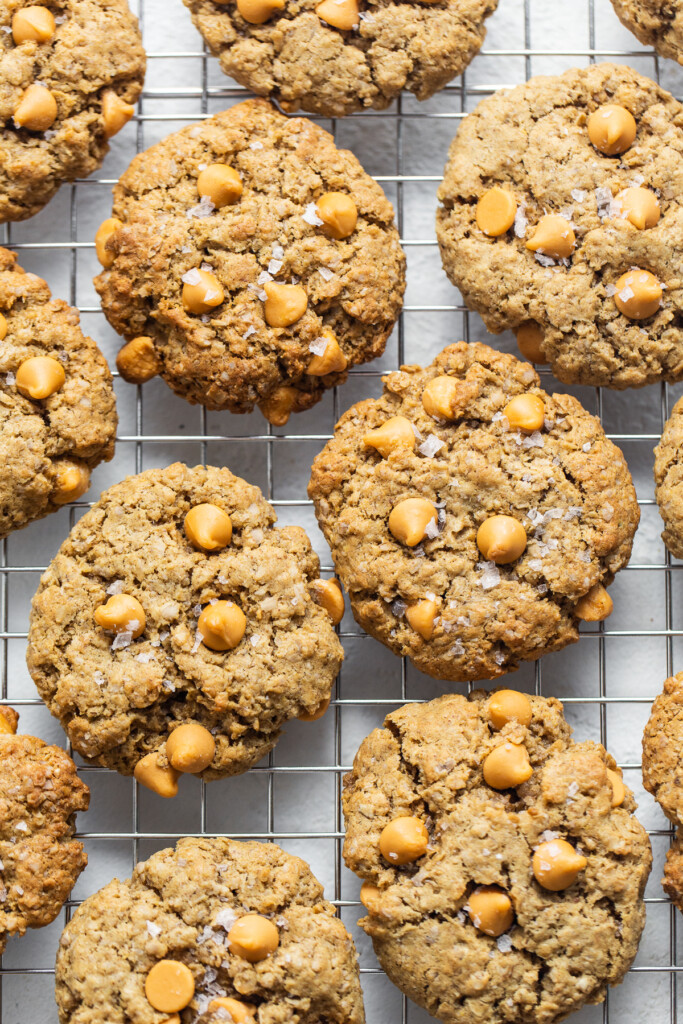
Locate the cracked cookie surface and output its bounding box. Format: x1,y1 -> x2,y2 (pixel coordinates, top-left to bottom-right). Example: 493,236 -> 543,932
654,395 -> 683,558
181,0 -> 497,118
0,247 -> 116,538
94,99 -> 405,420
0,707 -> 89,954
55,836 -> 365,1024
27,462 -> 343,779
642,671 -> 683,910
343,692 -> 651,1024
0,0 -> 145,223
437,63 -> 683,389
308,342 -> 639,683
611,0 -> 683,64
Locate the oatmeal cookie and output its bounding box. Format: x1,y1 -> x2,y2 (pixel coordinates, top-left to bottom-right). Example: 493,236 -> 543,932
437,63 -> 683,389
642,671 -> 683,909
0,246 -> 116,538
0,0 -> 145,223
611,0 -> 683,64
0,706 -> 89,954
654,395 -> 683,558
94,99 -> 405,423
181,0 -> 498,118
308,342 -> 639,683
27,462 -> 344,790
343,691 -> 651,1024
55,836 -> 365,1024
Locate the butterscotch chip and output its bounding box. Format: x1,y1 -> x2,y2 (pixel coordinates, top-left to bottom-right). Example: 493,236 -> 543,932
437,64 -> 683,389
27,463 -> 343,780
180,0 -> 498,117
475,187 -> 517,237
95,100 -> 404,418
55,838 -> 365,1024
309,342 -> 638,683
343,692 -> 650,1024
0,247 -> 115,539
0,710 -> 89,955
0,0 -> 145,223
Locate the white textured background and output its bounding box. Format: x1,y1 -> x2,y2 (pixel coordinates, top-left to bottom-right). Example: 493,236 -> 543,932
1,0 -> 682,1021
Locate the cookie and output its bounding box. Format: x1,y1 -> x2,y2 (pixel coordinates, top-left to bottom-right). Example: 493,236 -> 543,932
94,98 -> 405,423
0,705 -> 89,954
1,0 -> 145,223
308,341 -> 639,683
343,691 -> 651,1024
611,0 -> 683,65
642,671 -> 683,910
436,63 -> 683,389
654,396 -> 683,558
55,836 -> 365,1023
27,462 -> 344,790
180,0 -> 498,119
0,246 -> 116,538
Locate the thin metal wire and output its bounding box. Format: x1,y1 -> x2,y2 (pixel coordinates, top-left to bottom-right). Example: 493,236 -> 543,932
0,1 -> 677,1019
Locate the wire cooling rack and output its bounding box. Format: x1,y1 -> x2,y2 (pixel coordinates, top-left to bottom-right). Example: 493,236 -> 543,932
2,0 -> 683,1020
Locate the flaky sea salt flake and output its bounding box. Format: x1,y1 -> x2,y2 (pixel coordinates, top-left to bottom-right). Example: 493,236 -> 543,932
418,434 -> 444,458
302,202 -> 324,227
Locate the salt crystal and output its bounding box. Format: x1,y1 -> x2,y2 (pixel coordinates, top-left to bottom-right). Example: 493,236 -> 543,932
214,907 -> 238,930
267,258 -> 283,275
243,326 -> 256,340
257,270 -> 272,286
181,268 -> 201,286
602,503 -> 614,522
497,933 -> 513,953
564,507 -> 581,521
604,283 -> 617,296
302,202 -> 324,227
537,583 -> 548,594
14,886 -> 23,896
595,187 -> 614,218
309,336 -> 329,356
424,517 -> 439,540
146,920 -> 162,938
539,829 -> 560,842
15,822 -> 27,832
318,266 -> 335,281
418,434 -> 444,458
5,372 -> 15,386
111,631 -> 132,650
136,651 -> 155,663
162,679 -> 176,692
191,631 -> 203,654
527,558 -> 543,571
249,634 -> 261,647
535,252 -> 556,268
94,671 -> 106,687
521,473 -> 532,483
582,441 -> 591,452
570,188 -> 585,202
513,204 -> 528,237
494,650 -> 506,665
391,598 -> 407,618
567,781 -> 579,798
272,244 -> 284,260
186,196 -> 215,219
522,431 -> 544,449
450,639 -> 465,656
249,140 -> 263,150
618,285 -> 634,302
477,561 -> 500,590
578,550 -> 591,563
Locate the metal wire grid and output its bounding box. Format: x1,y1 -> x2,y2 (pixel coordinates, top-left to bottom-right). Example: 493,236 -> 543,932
0,0 -> 680,1020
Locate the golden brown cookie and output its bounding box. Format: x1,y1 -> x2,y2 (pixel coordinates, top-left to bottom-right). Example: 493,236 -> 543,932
611,0 -> 683,64
308,342 -> 639,682
343,691 -> 651,1024
437,63 -> 683,389
0,706 -> 89,954
27,463 -> 343,790
642,671 -> 683,908
55,837 -> 365,1023
654,395 -> 683,558
1,0 -> 145,223
94,99 -> 405,423
0,246 -> 116,538
181,0 -> 498,118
